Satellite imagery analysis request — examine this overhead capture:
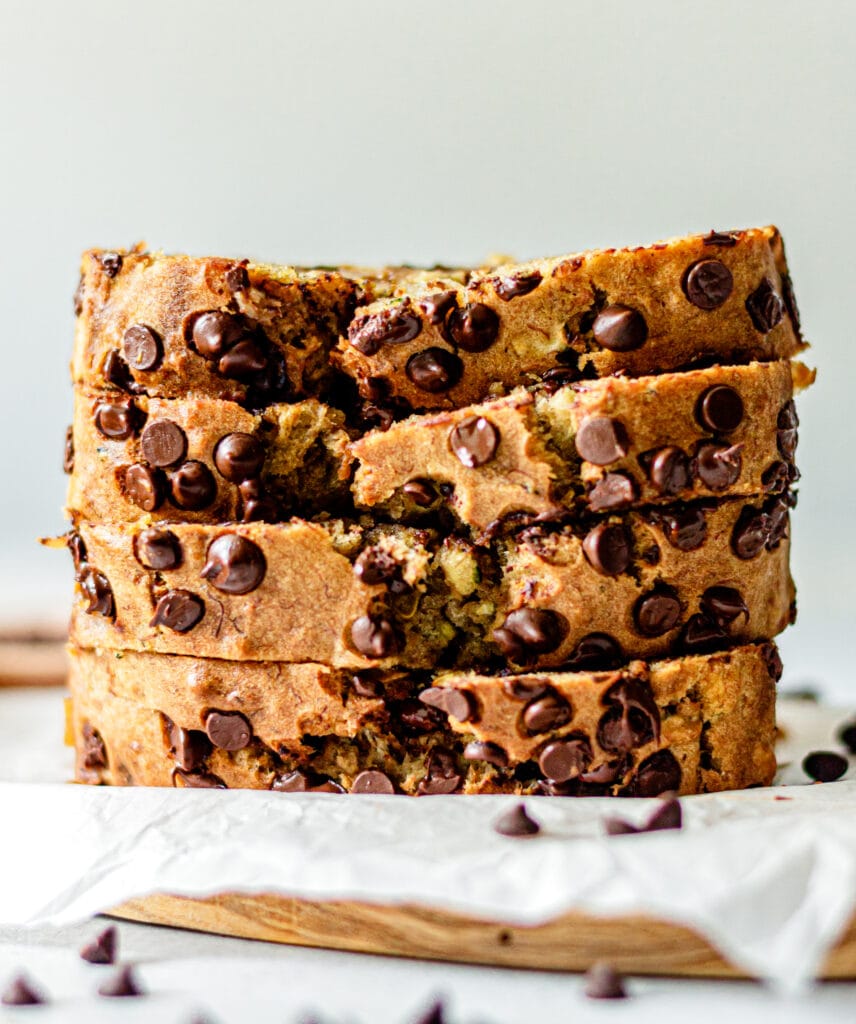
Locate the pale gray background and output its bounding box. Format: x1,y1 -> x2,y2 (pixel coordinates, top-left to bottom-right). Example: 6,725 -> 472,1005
0,0 -> 853,692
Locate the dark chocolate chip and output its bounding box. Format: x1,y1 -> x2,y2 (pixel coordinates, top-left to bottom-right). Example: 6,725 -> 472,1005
79,568 -> 115,618
679,613 -> 728,652
102,349 -> 139,393
523,691 -> 572,734
411,1000 -> 448,1024
598,678 -> 660,754
695,385 -> 744,433
463,741 -> 509,767
218,337 -> 269,378
170,460 -> 217,510
584,962 -> 627,1000
213,433 -> 265,482
696,442 -> 742,490
398,698 -> 446,733
539,735 -> 592,782
580,758 -> 628,786
449,416 -> 499,467
351,673 -> 384,698
778,398 -> 799,429
80,926 -> 117,965
494,803 -> 540,836
135,527 -> 182,570
777,427 -> 798,460
746,278 -> 785,333
493,270 -> 543,301
700,585 -> 748,628
406,347 -> 463,392
67,530 -> 88,572
354,547 -> 400,586
419,686 -> 475,722
782,274 -> 801,335
592,304 -> 648,351
703,229 -> 738,247
606,797 -> 682,835
417,747 -> 462,795
98,252 -> 123,278
200,534 -> 266,594
493,608 -> 569,661
838,721 -> 856,755
270,770 -> 312,792
2,975 -> 46,1006
225,261 -> 249,292
648,446 -> 691,494
587,472 -> 638,511
651,507 -> 708,551
166,719 -> 211,771
802,751 -> 848,783
762,460 -> 789,493
82,722 -> 108,769
502,677 -> 551,702
350,615 -> 399,658
237,477 -> 277,523
122,323 -> 162,371
683,259 -> 734,310
63,425 -> 75,474
575,417 -> 629,465
582,522 -> 632,576
565,633 -> 624,670
140,420 -> 187,467
419,290 -> 458,324
447,302 -> 500,352
403,478 -> 437,506
540,366 -> 580,392
98,965 -> 143,998
351,770 -> 395,794
731,506 -> 770,559
634,588 -> 681,637
626,749 -> 681,797
94,401 -> 137,440
173,768 -> 227,789
123,463 -> 166,512
349,304 -> 422,354
205,710 -> 252,751
761,642 -> 784,681
191,311 -> 249,359
149,590 -> 205,632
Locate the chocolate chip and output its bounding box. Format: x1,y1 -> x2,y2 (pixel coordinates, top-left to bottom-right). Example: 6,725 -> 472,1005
679,613 -> 727,652
449,416 -> 499,467
761,460 -> 789,493
683,259 -> 734,309
351,673 -> 384,698
173,767 -> 228,788
838,721 -> 856,755
625,749 -> 681,797
463,741 -> 509,767
354,547 -> 400,586
523,690 -> 572,734
598,678 -> 660,754
213,433 -> 264,482
82,722 -> 107,769
493,608 -> 569,661
419,290 -> 458,324
634,588 -> 681,637
540,366 -> 580,392
225,261 -> 249,292
411,1000 -> 448,1024
580,758 -> 628,786
406,347 -> 463,392
63,425 -> 74,473
98,966 -> 144,998
777,426 -> 798,460
205,710 -> 252,751
191,311 -> 249,359
135,527 -> 182,570
802,751 -> 848,783
778,399 -> 799,430
703,229 -> 738,247
746,278 -> 785,333
200,534 -> 267,595
502,677 -> 551,701
150,590 -> 205,632
651,507 -> 708,551
606,797 -> 682,835
351,770 -> 395,794
271,769 -> 345,793
2,975 -> 46,1006
731,506 -> 769,559
582,522 -> 632,575
398,698 -> 445,733
592,304 -> 648,351
66,530 -> 87,572
218,337 -> 269,378
493,270 -> 543,301
122,323 -> 162,371
237,477 -> 277,522
782,274 -> 801,334
584,962 -> 627,1000
166,719 -> 211,771
494,803 -> 540,836
539,735 -> 592,782
696,442 -> 742,490
695,385 -> 744,433
700,585 -> 748,627
98,252 -> 123,278
350,615 -> 399,658
349,304 -> 422,354
575,416 -> 629,465
417,747 -> 462,795
140,420 -> 187,467
170,460 -> 216,510
766,496 -> 790,547
103,349 -> 139,393
123,464 -> 166,512
79,568 -> 115,618
587,472 -> 637,511
403,478 -> 437,506
94,401 -> 137,439
447,302 -> 500,351
565,633 -> 624,670
419,686 -> 475,722
80,926 -> 117,965
648,446 -> 691,494
761,642 -> 784,681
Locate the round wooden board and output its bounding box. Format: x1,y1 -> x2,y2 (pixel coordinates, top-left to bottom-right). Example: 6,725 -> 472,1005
111,893 -> 856,979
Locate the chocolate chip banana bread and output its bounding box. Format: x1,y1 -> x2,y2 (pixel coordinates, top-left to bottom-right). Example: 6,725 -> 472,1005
337,227 -> 805,414
67,642 -> 778,795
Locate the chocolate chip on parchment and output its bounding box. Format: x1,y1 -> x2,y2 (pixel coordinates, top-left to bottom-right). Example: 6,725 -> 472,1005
122,323 -> 162,371
351,770 -> 395,794
634,588 -> 681,637
98,252 -> 123,278
625,749 -> 681,797
170,460 -> 216,510
350,615 -> 399,658
683,259 -> 733,309
582,522 -> 632,575
418,686 -> 475,722
839,721 -> 856,755
700,585 -> 748,627
149,590 -> 205,633
419,290 -> 458,324
493,608 -> 569,661
606,796 -> 682,835
417,747 -> 462,795
213,432 -> 264,482
412,999 -> 449,1024
449,415 -> 499,467
696,442 -> 742,490
539,735 -> 592,782
98,966 -> 144,998
493,803 -> 541,837
592,304 -> 648,351
201,534 -> 267,594
348,304 -> 422,354
523,690 -> 572,734
695,385 -> 744,433
463,741 -> 509,768
746,278 -> 785,333
205,710 -> 252,751
598,678 -> 660,754
803,751 -> 848,783
587,472 -> 637,511
94,401 -> 137,440
1,975 -> 46,1006
406,347 -> 463,392
493,270 -> 543,301
447,302 -> 500,351
140,420 -> 187,467
565,633 -> 624,670
79,568 -> 115,618
190,311 -> 250,360
134,527 -> 182,570
80,926 -> 118,965
575,416 -> 629,465
123,464 -> 166,512
648,446 -> 691,494
584,962 -> 628,1000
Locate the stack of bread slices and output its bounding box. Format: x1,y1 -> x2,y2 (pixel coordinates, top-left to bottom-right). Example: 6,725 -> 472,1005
62,227 -> 811,796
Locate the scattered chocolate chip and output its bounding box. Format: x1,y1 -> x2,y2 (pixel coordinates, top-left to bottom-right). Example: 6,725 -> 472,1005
417,747 -> 462,795
700,585 -> 748,627
587,472 -> 638,511
173,768 -> 227,789
419,686 -> 475,722
63,425 -> 75,474
98,252 -> 123,278
625,749 -> 681,796
98,966 -> 144,998
80,925 -> 117,965
2,974 -> 46,1006
350,615 -> 399,658
406,347 -> 463,392
575,417 -> 629,465
411,999 -> 448,1024
539,735 -> 592,782
493,608 -> 569,662
218,337 -> 269,378
403,478 -> 437,507
703,229 -> 738,247
191,311 -> 249,360
123,463 -> 166,512
447,302 -> 500,351
82,722 -> 107,769
683,259 -> 734,309
213,433 -> 264,482
592,304 -> 648,351
79,568 -> 115,618
449,416 -> 499,467
582,522 -> 632,575
140,420 -> 187,467
354,547 -> 400,586
351,770 -> 395,794
696,442 -> 742,490
803,751 -> 848,783
170,461 -> 217,510
166,719 -> 211,771
598,678 -> 660,754
523,690 -> 572,734
349,304 -> 422,354
494,803 -> 540,836
584,962 -> 627,1000
746,278 -> 785,333
150,590 -> 205,633
94,401 -> 137,440
205,710 -> 252,751
838,722 -> 856,755
463,741 -> 509,767
565,633 -> 624,670
695,385 -> 744,433
122,323 -> 162,371
606,796 -> 682,835
648,446 -> 691,494
651,507 -> 708,551
225,261 -> 249,292
134,527 -> 182,570
493,270 -> 543,301
731,506 -> 770,559
634,588 -> 681,637
419,290 -> 458,324
200,534 -> 267,594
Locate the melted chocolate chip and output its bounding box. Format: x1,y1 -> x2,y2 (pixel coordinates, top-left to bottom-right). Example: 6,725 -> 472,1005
493,270 -> 542,301
403,478 -> 437,506
218,337 -> 269,378
683,259 -> 733,310
463,741 -> 509,767
406,347 -> 463,392
122,323 -> 162,371
587,472 -> 638,511
565,633 -> 624,670
493,608 -> 569,662
419,290 -> 458,324
66,531 -> 87,572
762,461 -> 789,493
539,735 -> 592,782
703,229 -> 738,247
173,768 -> 227,789
731,506 -> 770,559
190,311 -> 249,359
582,522 -> 632,575
782,274 -> 801,335
149,590 -> 205,633
803,751 -> 848,783
170,460 -> 217,510
634,588 -> 681,637
502,677 -> 551,701
746,278 -> 785,333
592,304 -> 648,351
625,749 -> 681,797
494,803 -> 540,836
140,420 -> 187,467
102,349 -> 139,393
213,432 -> 265,482
597,678 -> 660,754
695,385 -> 744,433
449,416 -> 499,467
349,304 -> 423,354
123,464 -> 166,511
417,747 -> 462,795
237,477 -> 277,522
205,710 -> 252,751
447,302 -> 500,351
700,585 -> 748,627
135,527 -> 182,570
79,568 -> 115,618
350,770 -> 395,794
679,613 -> 728,653
696,442 -> 742,490
200,534 -> 267,594
94,401 -> 137,440
166,719 -> 211,771
575,416 -> 629,465
777,426 -> 798,460
225,261 -> 249,292
523,690 -> 572,734
350,615 -> 399,658
648,446 -> 691,494
651,506 -> 708,551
